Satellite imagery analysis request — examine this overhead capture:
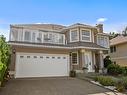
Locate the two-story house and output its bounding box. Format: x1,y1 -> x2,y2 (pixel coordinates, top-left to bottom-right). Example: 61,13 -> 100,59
110,35 -> 127,66
9,23 -> 109,78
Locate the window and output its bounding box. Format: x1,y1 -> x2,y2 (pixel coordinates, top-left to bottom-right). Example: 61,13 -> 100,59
52,57 -> 55,59
40,56 -> 43,58
34,56 -> 37,58
59,35 -> 64,43
20,56 -> 24,58
71,52 -> 78,65
57,57 -> 61,59
27,56 -> 30,58
70,30 -> 78,42
81,30 -> 91,41
24,31 -> 31,41
46,57 -> 49,59
97,36 -> 108,48
110,46 -> 116,53
43,33 -> 65,44
32,33 -> 36,42
37,33 -> 42,43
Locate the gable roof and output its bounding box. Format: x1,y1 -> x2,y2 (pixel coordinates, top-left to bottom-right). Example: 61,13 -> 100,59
66,23 -> 97,29
110,36 -> 127,46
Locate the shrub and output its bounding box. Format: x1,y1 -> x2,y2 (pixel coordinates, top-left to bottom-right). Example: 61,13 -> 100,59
0,62 -> 7,85
121,77 -> 127,89
104,56 -> 112,68
93,76 -> 115,86
107,64 -> 123,75
115,80 -> 125,92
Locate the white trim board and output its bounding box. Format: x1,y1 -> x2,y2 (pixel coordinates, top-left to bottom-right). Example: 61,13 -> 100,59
9,42 -> 108,50
111,56 -> 127,60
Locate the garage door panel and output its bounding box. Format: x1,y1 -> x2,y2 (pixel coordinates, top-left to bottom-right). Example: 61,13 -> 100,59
15,53 -> 69,78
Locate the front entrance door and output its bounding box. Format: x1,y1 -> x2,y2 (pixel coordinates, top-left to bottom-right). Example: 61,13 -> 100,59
85,51 -> 93,72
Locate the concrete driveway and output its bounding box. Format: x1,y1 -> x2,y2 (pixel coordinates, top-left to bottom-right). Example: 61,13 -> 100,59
0,77 -> 110,95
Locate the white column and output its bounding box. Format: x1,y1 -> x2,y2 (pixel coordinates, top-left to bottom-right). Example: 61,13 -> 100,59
80,49 -> 85,67
99,50 -> 104,73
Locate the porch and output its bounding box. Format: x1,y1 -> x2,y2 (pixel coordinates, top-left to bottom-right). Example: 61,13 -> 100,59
70,49 -> 106,73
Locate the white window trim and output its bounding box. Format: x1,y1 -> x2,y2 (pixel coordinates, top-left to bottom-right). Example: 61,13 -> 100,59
70,29 -> 79,42
80,29 -> 92,42
71,52 -> 79,65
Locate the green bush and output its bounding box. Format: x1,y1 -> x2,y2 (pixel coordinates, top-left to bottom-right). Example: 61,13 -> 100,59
115,80 -> 125,92
121,77 -> 127,89
93,76 -> 115,86
107,64 -> 123,75
0,62 -> 7,83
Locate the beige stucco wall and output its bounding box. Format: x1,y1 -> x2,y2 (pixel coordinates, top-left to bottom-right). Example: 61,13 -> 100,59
110,43 -> 127,66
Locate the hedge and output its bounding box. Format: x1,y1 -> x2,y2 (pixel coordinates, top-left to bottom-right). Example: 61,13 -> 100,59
0,62 -> 7,83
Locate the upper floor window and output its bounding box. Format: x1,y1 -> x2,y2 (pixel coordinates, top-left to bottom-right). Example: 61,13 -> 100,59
70,29 -> 79,42
24,31 -> 31,41
110,46 -> 116,53
32,32 -> 36,42
81,30 -> 91,42
97,36 -> 109,48
37,32 -> 42,43
43,33 -> 65,44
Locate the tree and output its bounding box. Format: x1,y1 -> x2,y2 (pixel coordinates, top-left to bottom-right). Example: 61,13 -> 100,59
0,35 -> 11,66
104,56 -> 112,68
122,26 -> 127,36
109,32 -> 120,40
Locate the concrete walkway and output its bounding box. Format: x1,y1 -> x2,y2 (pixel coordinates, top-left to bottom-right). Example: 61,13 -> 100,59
0,77 -> 111,95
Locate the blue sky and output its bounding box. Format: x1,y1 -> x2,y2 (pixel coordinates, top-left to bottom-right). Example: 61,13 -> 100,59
0,0 -> 127,40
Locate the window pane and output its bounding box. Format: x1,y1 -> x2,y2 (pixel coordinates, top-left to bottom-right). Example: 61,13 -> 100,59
82,30 -> 90,41
82,30 -> 90,36
71,30 -> 78,41
32,33 -> 35,42
37,33 -> 42,43
82,36 -> 90,41
72,53 -> 78,64
24,31 -> 31,41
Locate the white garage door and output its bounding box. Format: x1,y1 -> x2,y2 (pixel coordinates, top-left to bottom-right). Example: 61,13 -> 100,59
15,53 -> 69,78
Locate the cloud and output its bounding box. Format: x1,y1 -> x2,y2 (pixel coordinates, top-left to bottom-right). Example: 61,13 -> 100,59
97,18 -> 108,23
0,28 -> 9,41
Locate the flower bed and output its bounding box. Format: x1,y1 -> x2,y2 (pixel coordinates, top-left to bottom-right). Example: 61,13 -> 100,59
93,75 -> 127,92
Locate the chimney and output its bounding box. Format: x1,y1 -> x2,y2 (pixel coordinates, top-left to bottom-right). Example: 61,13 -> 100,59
96,24 -> 103,33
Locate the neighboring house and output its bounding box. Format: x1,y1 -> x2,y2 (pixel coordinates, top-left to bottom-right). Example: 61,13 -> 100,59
110,35 -> 127,66
9,23 -> 109,78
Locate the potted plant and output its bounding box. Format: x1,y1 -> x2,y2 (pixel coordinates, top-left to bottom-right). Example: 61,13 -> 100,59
82,67 -> 88,73
69,70 -> 76,77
